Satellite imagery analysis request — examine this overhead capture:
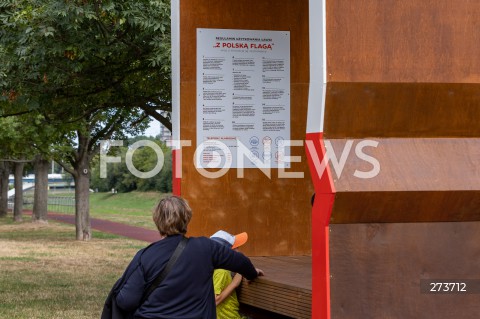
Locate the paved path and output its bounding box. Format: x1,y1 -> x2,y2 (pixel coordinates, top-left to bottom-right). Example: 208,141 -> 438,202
50,212 -> 161,242
25,211 -> 160,242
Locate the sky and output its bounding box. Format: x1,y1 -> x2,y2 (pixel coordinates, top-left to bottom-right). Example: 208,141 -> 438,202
144,120 -> 161,137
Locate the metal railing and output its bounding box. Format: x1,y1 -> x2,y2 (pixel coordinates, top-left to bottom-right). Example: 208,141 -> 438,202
47,196 -> 75,214
8,195 -> 75,214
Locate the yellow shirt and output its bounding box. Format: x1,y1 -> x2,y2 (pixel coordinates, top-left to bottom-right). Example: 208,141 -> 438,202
213,269 -> 247,319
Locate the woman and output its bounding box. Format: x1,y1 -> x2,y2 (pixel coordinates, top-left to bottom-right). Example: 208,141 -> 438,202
114,195 -> 263,319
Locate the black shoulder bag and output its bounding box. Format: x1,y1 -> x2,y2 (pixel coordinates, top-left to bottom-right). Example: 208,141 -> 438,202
140,236 -> 189,304
101,237 -> 189,319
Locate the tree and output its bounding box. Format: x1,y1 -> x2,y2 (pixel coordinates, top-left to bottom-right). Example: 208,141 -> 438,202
28,120 -> 68,223
0,0 -> 172,127
32,155 -> 49,222
0,116 -> 37,221
13,161 -> 25,222
90,136 -> 172,193
0,114 -> 68,222
0,161 -> 10,217
54,113 -> 147,240
0,119 -> 16,218
0,0 -> 172,239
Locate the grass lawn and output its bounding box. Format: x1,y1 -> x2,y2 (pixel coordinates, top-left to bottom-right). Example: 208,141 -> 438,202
88,191 -> 169,230
0,216 -> 146,319
41,191 -> 170,230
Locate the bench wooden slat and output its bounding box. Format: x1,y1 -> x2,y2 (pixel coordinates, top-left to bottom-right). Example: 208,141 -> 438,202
237,256 -> 311,318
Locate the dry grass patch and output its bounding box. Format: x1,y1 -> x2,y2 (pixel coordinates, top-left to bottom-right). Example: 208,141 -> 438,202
0,217 -> 146,319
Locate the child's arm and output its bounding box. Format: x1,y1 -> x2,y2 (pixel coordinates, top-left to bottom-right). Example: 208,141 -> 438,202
215,273 -> 243,306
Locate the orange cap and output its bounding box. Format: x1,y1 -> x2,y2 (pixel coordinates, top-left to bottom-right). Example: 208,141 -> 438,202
232,232 -> 248,249
210,230 -> 249,249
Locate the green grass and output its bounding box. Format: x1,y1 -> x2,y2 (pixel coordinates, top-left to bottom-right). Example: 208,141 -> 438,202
33,191 -> 170,229
0,192 -> 170,318
90,191 -> 163,212
0,217 -> 146,319
88,191 -> 169,229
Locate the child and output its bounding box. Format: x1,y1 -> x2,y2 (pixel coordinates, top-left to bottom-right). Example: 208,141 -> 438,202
210,230 -> 257,319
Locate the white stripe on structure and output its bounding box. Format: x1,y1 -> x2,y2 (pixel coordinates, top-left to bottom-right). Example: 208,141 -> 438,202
306,0 -> 327,134
171,0 -> 181,147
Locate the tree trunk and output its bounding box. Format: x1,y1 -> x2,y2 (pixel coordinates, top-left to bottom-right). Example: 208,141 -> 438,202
0,161 -> 10,217
74,153 -> 91,241
32,156 -> 49,223
13,162 -> 25,222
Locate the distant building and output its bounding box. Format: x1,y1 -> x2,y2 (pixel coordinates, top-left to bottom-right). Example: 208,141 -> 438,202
8,173 -> 74,190
158,123 -> 172,144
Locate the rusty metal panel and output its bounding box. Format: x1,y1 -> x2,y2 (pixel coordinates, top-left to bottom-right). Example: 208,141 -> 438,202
327,0 -> 480,83
323,82 -> 480,138
327,138 -> 480,192
178,0 -> 312,256
180,0 -> 309,83
323,1 -> 480,317
330,222 -> 480,318
322,138 -> 480,224
331,191 -> 480,223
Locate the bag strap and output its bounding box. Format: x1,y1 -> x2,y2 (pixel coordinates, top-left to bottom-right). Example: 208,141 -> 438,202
140,236 -> 189,305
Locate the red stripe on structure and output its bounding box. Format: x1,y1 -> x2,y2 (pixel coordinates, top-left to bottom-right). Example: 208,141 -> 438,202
172,148 -> 181,196
305,132 -> 336,319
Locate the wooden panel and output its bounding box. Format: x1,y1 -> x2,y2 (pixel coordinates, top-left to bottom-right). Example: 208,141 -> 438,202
329,222 -> 480,318
179,0 -> 312,256
323,82 -> 480,138
247,256 -> 312,291
327,0 -> 480,83
238,256 -> 311,319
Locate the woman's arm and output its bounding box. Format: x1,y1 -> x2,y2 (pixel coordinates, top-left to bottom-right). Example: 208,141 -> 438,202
211,241 -> 259,280
115,255 -> 146,311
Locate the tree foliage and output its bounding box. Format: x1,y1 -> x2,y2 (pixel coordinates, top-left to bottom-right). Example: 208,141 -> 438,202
90,136 -> 172,193
0,0 -> 172,129
0,0 -> 173,239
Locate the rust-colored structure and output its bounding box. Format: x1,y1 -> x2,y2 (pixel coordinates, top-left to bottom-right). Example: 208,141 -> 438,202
172,0 -> 480,318
320,1 -> 480,318
172,0 -> 312,256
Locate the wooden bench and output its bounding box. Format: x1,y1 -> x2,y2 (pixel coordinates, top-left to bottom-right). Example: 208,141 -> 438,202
238,256 -> 311,319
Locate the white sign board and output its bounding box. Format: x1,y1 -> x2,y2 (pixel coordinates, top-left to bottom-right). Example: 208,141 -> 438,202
196,28 -> 290,169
